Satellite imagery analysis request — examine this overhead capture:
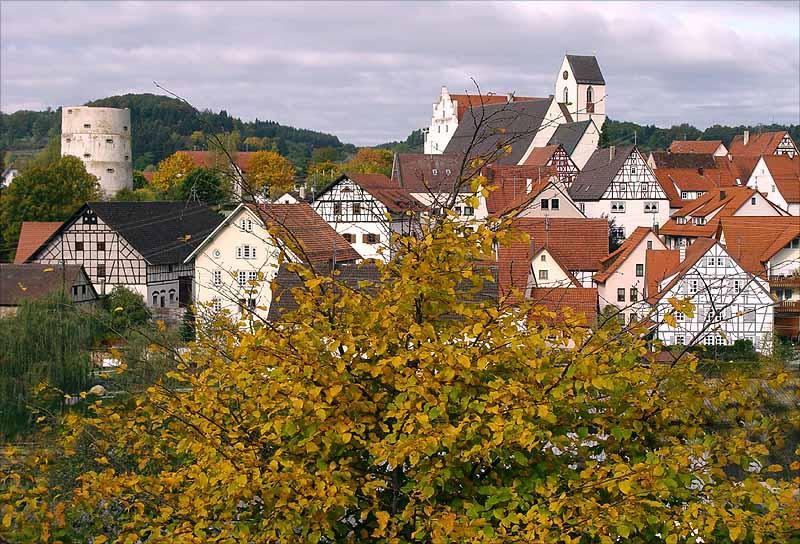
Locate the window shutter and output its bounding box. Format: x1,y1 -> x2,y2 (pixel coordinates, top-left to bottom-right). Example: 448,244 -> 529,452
236,246 -> 242,259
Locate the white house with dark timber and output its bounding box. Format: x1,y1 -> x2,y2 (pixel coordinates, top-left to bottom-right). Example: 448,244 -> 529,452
25,202 -> 223,313
312,173 -> 424,261
650,238 -> 774,354
569,145 -> 670,240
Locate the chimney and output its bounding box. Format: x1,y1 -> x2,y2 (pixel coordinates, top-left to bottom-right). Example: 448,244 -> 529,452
719,190 -> 726,200
526,177 -> 533,194
698,166 -> 704,176
679,244 -> 686,262
609,146 -> 616,162
743,130 -> 750,146
298,186 -> 306,199
507,92 -> 514,103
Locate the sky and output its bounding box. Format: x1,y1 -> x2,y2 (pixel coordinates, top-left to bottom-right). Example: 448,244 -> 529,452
1,1 -> 799,146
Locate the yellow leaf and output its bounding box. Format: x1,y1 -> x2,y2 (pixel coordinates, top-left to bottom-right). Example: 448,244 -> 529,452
376,511 -> 389,530
113,306 -> 125,313
94,536 -> 108,544
2,512 -> 11,528
618,480 -> 632,495
729,526 -> 742,541
43,267 -> 54,272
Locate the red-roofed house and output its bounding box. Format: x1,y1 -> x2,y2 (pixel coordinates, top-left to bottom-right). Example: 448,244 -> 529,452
185,201 -> 360,325
528,287 -> 599,326
312,173 -> 424,261
14,221 -> 62,264
653,167 -> 727,211
659,187 -> 790,249
729,130 -> 798,158
593,227 -> 667,321
497,218 -> 608,299
650,238 -> 774,353
668,140 -> 728,156
744,155 -> 800,215
482,163 -> 583,219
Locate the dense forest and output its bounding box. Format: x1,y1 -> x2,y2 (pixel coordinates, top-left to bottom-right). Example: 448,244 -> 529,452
0,93 -> 355,172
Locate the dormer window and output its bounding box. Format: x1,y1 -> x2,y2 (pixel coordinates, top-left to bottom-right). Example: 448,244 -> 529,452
676,217 -> 687,225
694,216 -> 706,226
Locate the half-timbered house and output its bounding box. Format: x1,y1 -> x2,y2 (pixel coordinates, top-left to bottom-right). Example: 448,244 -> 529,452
569,145 -> 670,240
546,120 -> 600,169
26,202 -> 223,312
312,173 -> 424,261
729,130 -> 798,158
651,238 -> 774,353
482,164 -> 584,219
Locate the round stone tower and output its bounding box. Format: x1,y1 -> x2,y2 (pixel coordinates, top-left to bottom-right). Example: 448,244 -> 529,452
61,106 -> 133,197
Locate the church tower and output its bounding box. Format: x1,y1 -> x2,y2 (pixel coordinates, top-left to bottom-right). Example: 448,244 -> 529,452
555,55 -> 606,129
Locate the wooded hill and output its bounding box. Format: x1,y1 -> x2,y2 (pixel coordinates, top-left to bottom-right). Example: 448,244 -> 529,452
0,93 -> 355,172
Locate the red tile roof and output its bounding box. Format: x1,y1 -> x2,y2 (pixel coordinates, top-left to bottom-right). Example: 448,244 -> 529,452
668,140 -> 724,154
729,131 -> 792,157
649,238 -> 719,301
450,94 -> 542,122
653,168 -> 721,208
659,187 -> 784,238
345,173 -> 425,213
14,221 -> 62,264
762,155 -> 800,203
253,203 -> 361,264
716,216 -> 800,277
594,227 -> 653,283
528,287 -> 598,325
497,218 -> 609,296
645,249 -> 680,302
521,145 -> 559,167
482,164 -> 559,215
713,155 -> 758,184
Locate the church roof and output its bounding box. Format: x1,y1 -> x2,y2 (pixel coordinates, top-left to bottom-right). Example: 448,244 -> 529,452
566,55 -> 605,85
548,121 -> 592,155
449,94 -> 543,123
569,145 -> 637,201
444,98 -> 554,166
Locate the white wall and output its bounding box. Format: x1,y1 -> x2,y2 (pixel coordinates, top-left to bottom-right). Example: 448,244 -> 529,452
424,86 -> 459,154
746,158 -> 793,214
526,248 -> 576,292
570,122 -> 600,169
597,231 -> 665,317
410,191 -> 489,224
61,106 -> 133,197
515,184 -> 584,218
554,56 -> 606,129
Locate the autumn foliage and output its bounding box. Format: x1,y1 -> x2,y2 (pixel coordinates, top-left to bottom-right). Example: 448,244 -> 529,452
1,219 -> 798,543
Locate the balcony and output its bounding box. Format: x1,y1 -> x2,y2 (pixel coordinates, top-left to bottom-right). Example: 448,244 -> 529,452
769,275 -> 800,288
775,300 -> 800,314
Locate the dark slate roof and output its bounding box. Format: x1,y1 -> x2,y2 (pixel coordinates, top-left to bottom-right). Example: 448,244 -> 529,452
566,55 -> 605,85
268,261 -> 498,322
0,263 -> 95,306
649,151 -> 716,170
443,98 -> 553,166
86,202 -> 224,265
392,154 -> 473,194
548,120 -> 592,155
569,145 -> 636,201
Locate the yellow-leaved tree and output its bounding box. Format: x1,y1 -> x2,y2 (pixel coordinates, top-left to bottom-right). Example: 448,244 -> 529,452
342,147 -> 393,176
245,150 -> 296,197
1,215 -> 798,543
150,151 -> 197,193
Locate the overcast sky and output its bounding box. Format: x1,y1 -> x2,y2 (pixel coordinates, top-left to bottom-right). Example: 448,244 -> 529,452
2,1 -> 798,145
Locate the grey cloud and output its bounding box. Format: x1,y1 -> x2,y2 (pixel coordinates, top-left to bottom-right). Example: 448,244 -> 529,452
1,1 -> 798,145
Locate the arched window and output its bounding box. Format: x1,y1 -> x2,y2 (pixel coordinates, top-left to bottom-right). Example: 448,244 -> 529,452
152,293 -> 158,306
563,87 -> 569,103
586,86 -> 593,103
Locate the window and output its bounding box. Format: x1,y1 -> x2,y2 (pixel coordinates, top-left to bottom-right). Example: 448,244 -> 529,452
563,87 -> 569,103
75,241 -> 84,252
630,165 -> 637,175
694,216 -> 706,226
610,226 -> 625,240
586,86 -> 593,103
123,126 -> 128,131
716,256 -> 726,267
83,123 -> 91,129
238,271 -> 248,287
751,197 -> 757,205
771,185 -> 776,193
125,155 -> 129,161
106,168 -> 115,174
333,202 -> 342,215
550,198 -> 560,210
578,203 -> 585,213
67,109 -> 73,114
681,191 -> 689,200
352,202 -> 362,215
97,241 -> 105,251
743,309 -> 756,323
776,288 -> 794,300
610,201 -> 625,213
676,217 -> 687,225
213,270 -> 222,287
152,293 -> 158,306
212,298 -> 222,312
66,138 -> 71,143
342,233 -> 356,243
675,311 -> 685,322
617,288 -> 625,302
169,290 -> 176,303
636,263 -> 644,277
630,287 -> 638,302
689,279 -> 698,294
540,254 -> 547,262
247,271 -> 257,284
364,233 -> 380,244
539,269 -> 549,280
732,279 -> 742,293
106,138 -> 113,144
97,264 -> 106,278
462,206 -> 474,216
454,206 -> 462,215
432,169 -> 438,176
714,335 -> 725,346
240,218 -> 253,232
445,124 -> 448,133
341,186 -> 352,193
83,153 -> 91,159
445,169 -> 451,175
703,335 -> 715,346
706,257 -> 716,267
675,335 -> 685,346
72,286 -> 78,296
644,201 -> 659,213
81,285 -> 86,295
541,199 -> 549,210
647,241 -> 653,250
785,237 -> 800,249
